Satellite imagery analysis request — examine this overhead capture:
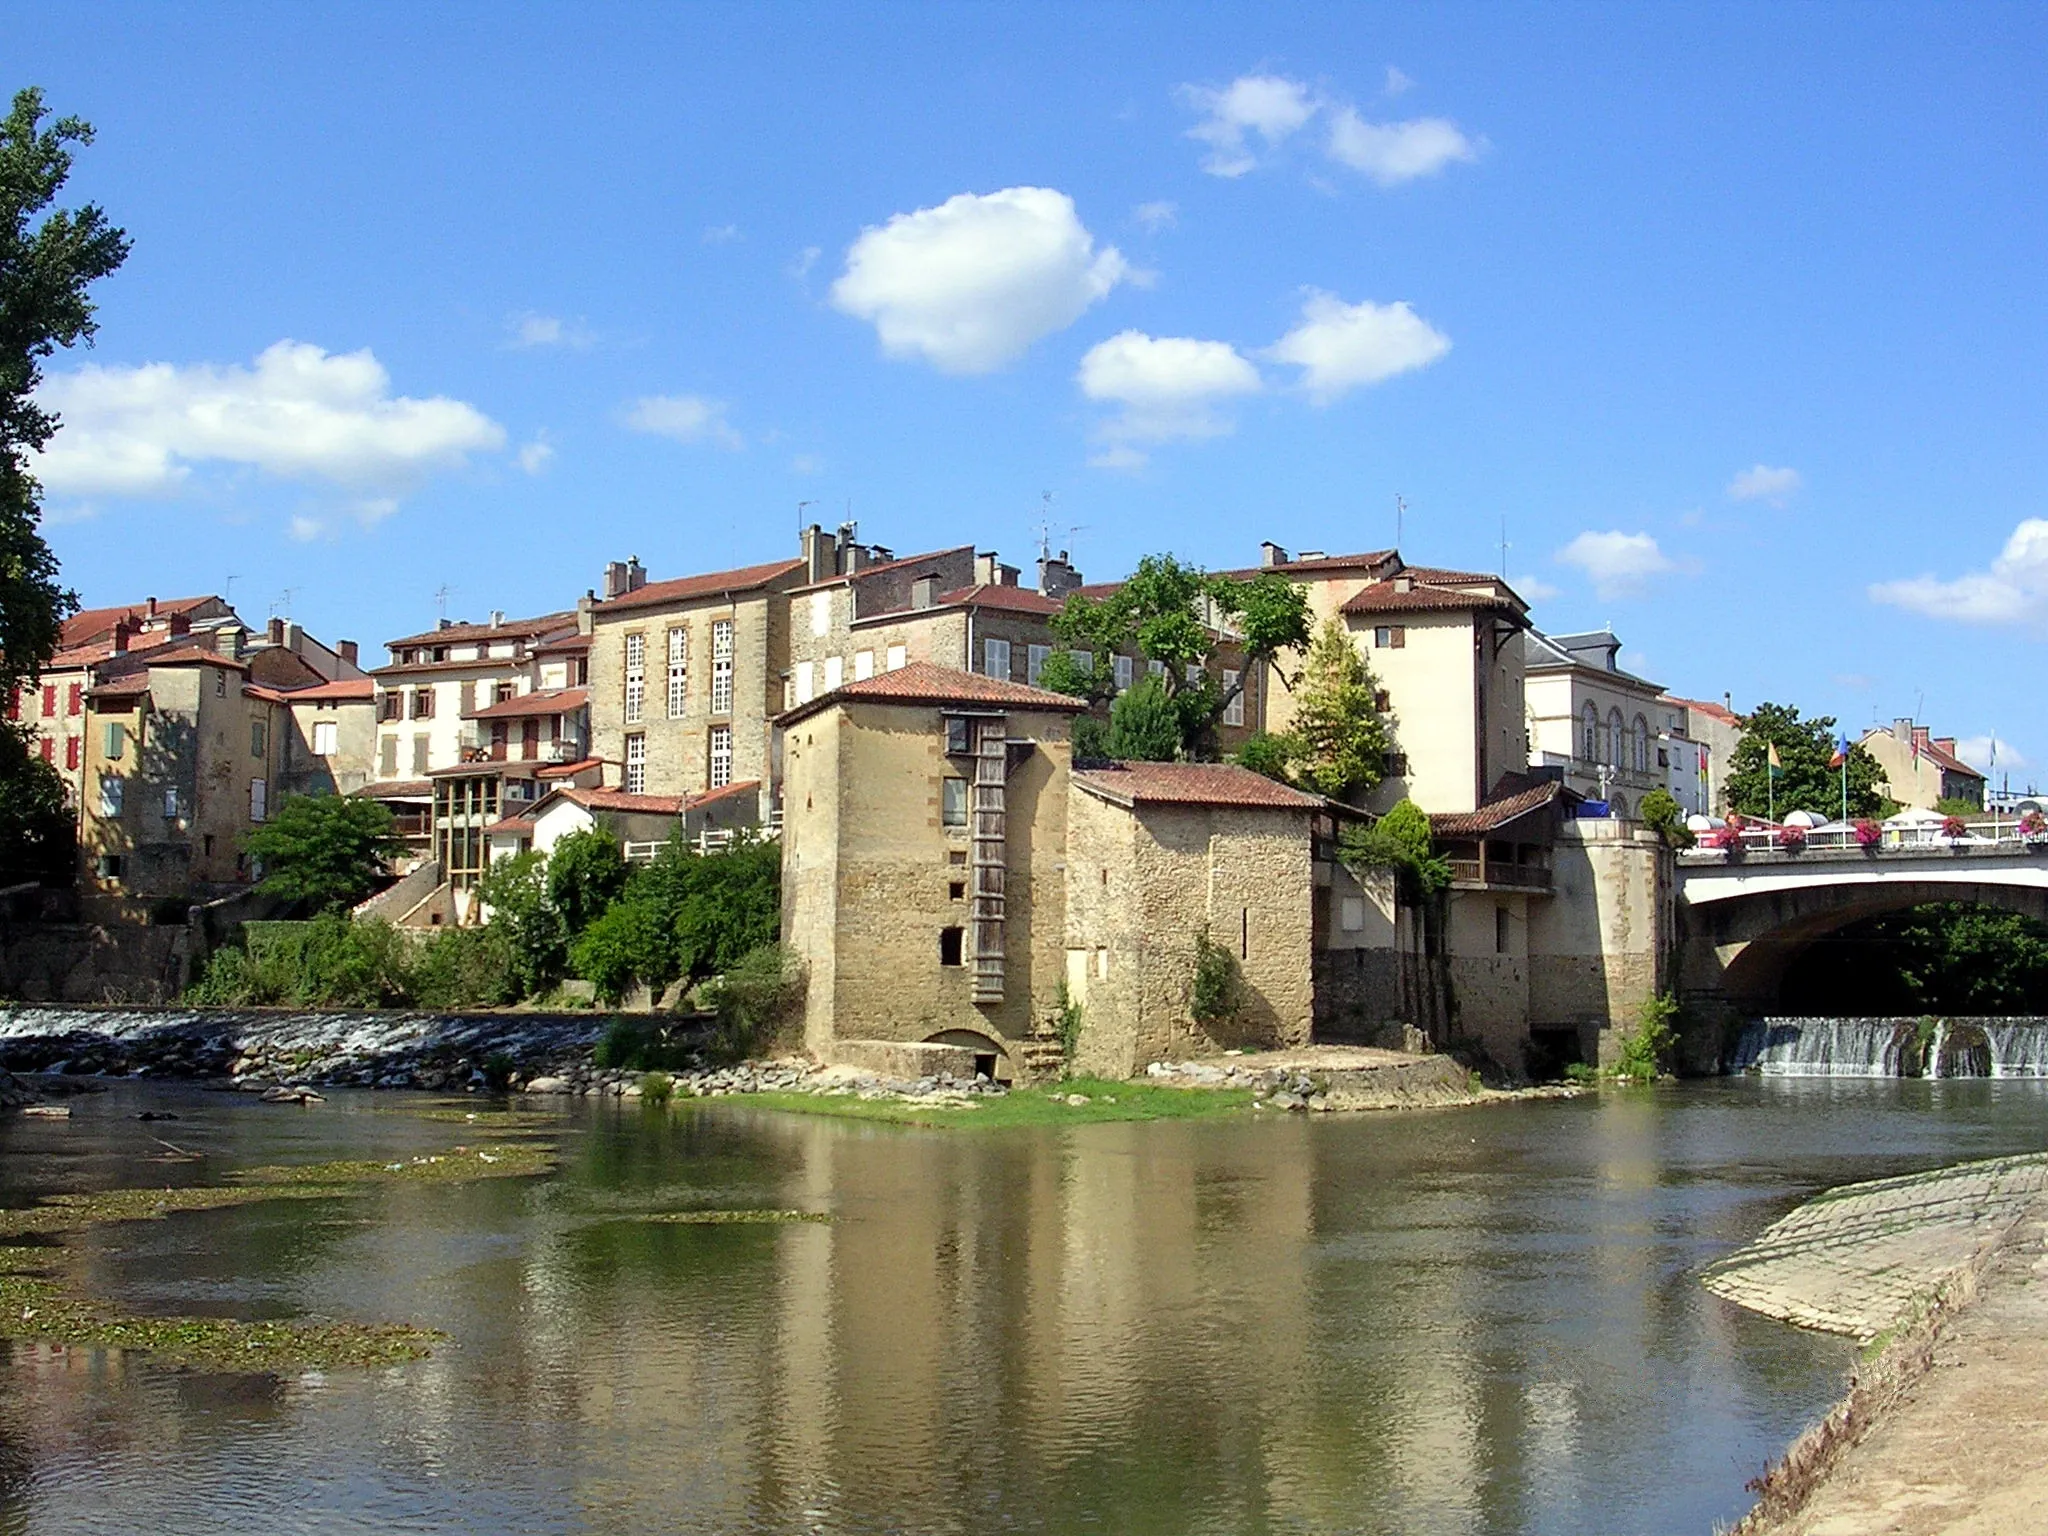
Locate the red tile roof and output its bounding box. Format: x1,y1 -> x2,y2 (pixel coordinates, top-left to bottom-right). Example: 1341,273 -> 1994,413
594,558 -> 805,616
933,584 -> 1065,616
559,787 -> 689,815
1340,576 -> 1523,616
242,684 -> 293,705
354,779 -> 433,799
534,632 -> 591,652
1073,761 -> 1326,811
777,661 -> 1088,725
1218,549 -> 1400,581
1662,694 -> 1741,728
465,688 -> 588,721
274,678 -> 375,702
688,778 -> 761,810
485,816 -> 536,836
536,756 -> 604,779
384,610 -> 576,648
60,596 -> 219,647
791,543 -> 977,594
1428,773 -> 1573,838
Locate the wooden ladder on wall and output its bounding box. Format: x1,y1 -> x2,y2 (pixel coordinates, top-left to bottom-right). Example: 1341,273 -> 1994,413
969,715 -> 1008,1003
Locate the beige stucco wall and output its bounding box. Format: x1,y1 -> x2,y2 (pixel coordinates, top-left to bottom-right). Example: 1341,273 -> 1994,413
1064,791 -> 1316,1076
281,697 -> 375,797
781,699 -> 1075,1072
1524,659 -> 1670,817
1343,611 -> 1485,814
1526,819 -> 1671,1063
1446,890 -> 1532,1070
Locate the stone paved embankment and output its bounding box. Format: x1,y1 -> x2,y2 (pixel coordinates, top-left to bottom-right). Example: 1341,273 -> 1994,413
1710,1154 -> 2048,1534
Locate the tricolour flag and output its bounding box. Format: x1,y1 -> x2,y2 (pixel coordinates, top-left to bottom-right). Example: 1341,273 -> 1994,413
1829,733 -> 1850,769
1767,742 -> 1784,779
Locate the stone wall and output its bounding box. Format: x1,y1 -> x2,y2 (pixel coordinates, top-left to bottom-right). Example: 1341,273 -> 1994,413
1527,818 -> 1673,1065
0,921 -> 193,1003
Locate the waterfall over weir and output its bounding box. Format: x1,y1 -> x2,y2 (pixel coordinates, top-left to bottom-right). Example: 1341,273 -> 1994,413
1731,1017 -> 2048,1078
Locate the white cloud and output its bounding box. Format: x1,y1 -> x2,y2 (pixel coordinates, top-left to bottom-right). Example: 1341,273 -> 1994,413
1384,66 -> 1416,97
830,187 -> 1129,374
624,394 -> 743,450
1133,199 -> 1178,231
701,223 -> 742,244
1264,290 -> 1450,403
1510,573 -> 1561,603
1956,734 -> 2026,772
1178,74 -> 1319,177
1556,530 -> 1677,598
516,435 -> 555,475
29,341 -> 506,499
1078,330 -> 1263,469
1727,463 -> 1803,504
1325,110 -> 1477,185
1870,518 -> 2048,627
288,515 -> 326,543
508,312 -> 594,350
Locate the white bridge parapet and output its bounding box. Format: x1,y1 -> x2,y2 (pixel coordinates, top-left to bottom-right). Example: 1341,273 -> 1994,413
1679,843 -> 2048,906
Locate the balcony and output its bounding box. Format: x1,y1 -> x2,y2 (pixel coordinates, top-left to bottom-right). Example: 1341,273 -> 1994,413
1447,857 -> 1552,893
541,737 -> 587,764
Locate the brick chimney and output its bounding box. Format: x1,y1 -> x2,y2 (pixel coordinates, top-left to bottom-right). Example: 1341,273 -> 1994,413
1037,551 -> 1083,599
145,596 -> 159,620
111,619 -> 132,654
337,640 -> 359,667
167,613 -> 191,638
1260,541 -> 1289,567
1912,725 -> 1932,752
267,616 -> 285,645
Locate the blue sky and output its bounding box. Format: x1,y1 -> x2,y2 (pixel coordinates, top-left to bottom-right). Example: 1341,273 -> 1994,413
15,5 -> 2048,784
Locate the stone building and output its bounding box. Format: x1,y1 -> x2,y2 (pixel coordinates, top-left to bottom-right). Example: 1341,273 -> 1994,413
367,608 -> 578,785
1859,718 -> 1987,811
1661,694 -> 1743,815
1523,628 -> 1702,818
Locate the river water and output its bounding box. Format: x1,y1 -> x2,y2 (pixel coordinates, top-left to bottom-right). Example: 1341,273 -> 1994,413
4,1079 -> 2046,1536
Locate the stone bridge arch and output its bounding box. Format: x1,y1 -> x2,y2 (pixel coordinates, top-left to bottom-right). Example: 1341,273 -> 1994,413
1679,870 -> 2048,1011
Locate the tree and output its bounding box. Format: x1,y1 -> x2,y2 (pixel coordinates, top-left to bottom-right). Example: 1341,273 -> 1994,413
1338,798 -> 1450,900
1279,619 -> 1390,800
1102,674 -> 1183,762
476,849 -> 567,996
1727,702 -> 1885,820
545,825 -> 628,934
1050,554 -> 1311,757
1,89 -> 130,882
243,793 -> 401,911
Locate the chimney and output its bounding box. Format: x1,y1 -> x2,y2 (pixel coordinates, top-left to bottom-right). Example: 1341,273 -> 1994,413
1912,725 -> 1932,751
1893,717 -> 1914,744
111,619 -> 132,654
974,552 -> 1000,586
489,610 -> 505,629
1936,737 -> 1959,756
437,617 -> 454,631
145,596 -> 159,620
835,523 -> 858,577
1037,551 -> 1083,599
1260,541 -> 1289,568
577,593 -> 596,636
338,640 -> 359,667
603,561 -> 629,599
911,575 -> 939,610
626,556 -> 645,592
1296,550 -> 1326,562
800,524 -> 834,584
167,613 -> 191,638
267,617 -> 285,646
1393,574 -> 1415,594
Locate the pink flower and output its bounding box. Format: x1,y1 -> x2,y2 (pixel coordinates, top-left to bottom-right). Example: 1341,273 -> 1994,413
1853,819 -> 1882,846
1776,824 -> 1807,848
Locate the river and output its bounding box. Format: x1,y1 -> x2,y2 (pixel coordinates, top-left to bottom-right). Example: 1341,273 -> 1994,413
3,1078 -> 2045,1536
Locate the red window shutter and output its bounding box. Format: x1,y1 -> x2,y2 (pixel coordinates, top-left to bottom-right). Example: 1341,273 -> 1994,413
42,685 -> 56,716
39,737 -> 53,762
66,736 -> 80,770
67,683 -> 82,716
4,689 -> 16,720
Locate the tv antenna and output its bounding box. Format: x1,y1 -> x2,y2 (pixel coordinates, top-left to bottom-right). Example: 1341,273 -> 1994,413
1395,494 -> 1407,551
1498,516 -> 1510,579
797,499 -> 817,538
271,588 -> 297,622
434,583 -> 456,624
223,574 -> 242,611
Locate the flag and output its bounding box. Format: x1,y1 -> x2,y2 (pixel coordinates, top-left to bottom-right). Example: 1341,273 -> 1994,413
1829,733 -> 1850,769
1767,742 -> 1784,779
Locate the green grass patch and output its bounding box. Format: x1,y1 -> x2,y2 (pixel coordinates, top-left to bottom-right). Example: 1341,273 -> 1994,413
721,1077 -> 1258,1129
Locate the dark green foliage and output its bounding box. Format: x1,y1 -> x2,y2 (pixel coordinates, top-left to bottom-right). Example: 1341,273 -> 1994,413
590,1016 -> 693,1071
243,794 -> 402,911
2,89 -> 129,707
1782,903 -> 2048,1015
1727,702 -> 1885,820
1612,992 -> 1679,1080
186,915 -> 414,1008
1231,730 -> 1296,782
405,923 -> 522,1009
571,897 -> 672,1004
1277,619 -> 1390,800
1055,982 -> 1083,1073
1070,713 -> 1110,764
0,723 -> 71,884
1935,795 -> 1984,818
1103,675 -> 1183,762
1189,928 -> 1242,1025
1032,647 -> 1104,704
544,827 -> 628,934
668,835 -> 781,979
1638,787 -> 1693,848
701,943 -> 802,1062
475,850 -> 567,996
1338,799 -> 1450,899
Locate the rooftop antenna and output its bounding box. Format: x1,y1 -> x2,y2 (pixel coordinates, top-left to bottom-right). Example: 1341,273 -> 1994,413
223,574 -> 242,611
1498,516 -> 1510,579
796,499 -> 817,539
1395,494 -> 1407,551
434,583 -> 455,624
1035,491 -> 1058,562
275,587 -> 297,622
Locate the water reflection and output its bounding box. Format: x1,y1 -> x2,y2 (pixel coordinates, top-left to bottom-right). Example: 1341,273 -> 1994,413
4,1079 -> 2046,1534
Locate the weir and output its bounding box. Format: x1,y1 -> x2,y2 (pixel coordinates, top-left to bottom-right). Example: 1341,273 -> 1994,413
1731,1016 -> 2048,1078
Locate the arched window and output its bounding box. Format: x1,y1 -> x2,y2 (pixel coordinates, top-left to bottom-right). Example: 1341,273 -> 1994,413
1581,702 -> 1598,763
1610,793 -> 1629,819
1608,708 -> 1627,769
1633,715 -> 1650,773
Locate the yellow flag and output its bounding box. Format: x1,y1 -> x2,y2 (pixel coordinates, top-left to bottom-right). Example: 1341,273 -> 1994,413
1767,742 -> 1784,778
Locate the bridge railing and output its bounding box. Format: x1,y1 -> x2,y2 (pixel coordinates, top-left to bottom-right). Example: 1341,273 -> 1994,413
1681,822 -> 2048,863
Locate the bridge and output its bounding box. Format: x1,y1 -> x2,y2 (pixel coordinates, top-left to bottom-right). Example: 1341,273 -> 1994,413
1675,831 -> 2048,1013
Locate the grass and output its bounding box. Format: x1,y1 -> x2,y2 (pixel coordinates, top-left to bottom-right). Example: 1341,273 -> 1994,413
0,1140 -> 556,1371
721,1077 -> 1258,1129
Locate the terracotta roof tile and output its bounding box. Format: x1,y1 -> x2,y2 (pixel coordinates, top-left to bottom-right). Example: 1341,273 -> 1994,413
1428,773 -> 1573,838
464,688 -> 588,721
271,678 -> 374,702
687,778 -> 761,810
353,779 -> 433,799
485,816 -> 536,836
560,787 -> 689,815
1073,761 -> 1326,811
536,756 -> 604,779
61,596 -> 219,647
777,661 -> 1087,725
594,558 -> 805,616
790,543 -> 977,594
1340,578 -> 1523,616
384,610 -> 576,648
1217,550 -> 1399,580
1663,694 -> 1741,728
933,584 -> 1065,615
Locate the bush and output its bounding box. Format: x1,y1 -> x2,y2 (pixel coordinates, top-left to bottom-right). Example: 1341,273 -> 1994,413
1639,788 -> 1693,848
1189,928 -> 1241,1025
1612,992 -> 1679,1081
546,827 -> 629,934
701,943 -> 802,1063
1056,983 -> 1083,1074
408,923 -> 521,1010
242,793 -> 401,912
477,851 -> 567,996
1232,730 -> 1299,784
186,914 -> 415,1008
572,897 -> 673,1004
591,1016 -> 693,1071
1104,675 -> 1182,762
1339,799 -> 1451,899
640,1071 -> 674,1106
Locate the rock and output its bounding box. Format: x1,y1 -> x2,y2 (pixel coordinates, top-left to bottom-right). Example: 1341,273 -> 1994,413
1270,1091 -> 1307,1111
520,1076 -> 572,1095
22,1104 -> 70,1119
260,1086 -> 325,1104
1065,1093 -> 1091,1106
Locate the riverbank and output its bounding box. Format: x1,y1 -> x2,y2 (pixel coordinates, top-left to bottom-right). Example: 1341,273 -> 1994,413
1710,1154 -> 2048,1533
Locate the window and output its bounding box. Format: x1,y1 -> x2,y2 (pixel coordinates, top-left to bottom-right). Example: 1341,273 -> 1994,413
1114,654 -> 1134,691
66,683 -> 81,717
104,721 -> 126,760
412,686 -> 434,720
944,716 -> 973,756
98,776 -> 122,817
214,670 -> 227,698
942,776 -> 968,827
624,732 -> 646,794
1186,663 -> 1204,686
854,650 -> 875,681
1223,669 -> 1243,726
1581,702 -> 1598,763
794,660 -> 815,703
1383,750 -> 1410,776
711,620 -> 734,714
939,926 -> 964,967
1374,625 -> 1406,649
824,655 -> 843,691
251,720 -> 267,757
885,643 -> 906,672
708,724 -> 732,789
949,880 -> 965,900
1027,644 -> 1050,684
1340,895 -> 1366,931
496,682 -> 515,706
1608,708 -> 1627,770
1495,905 -> 1512,955
41,685 -> 55,717
37,737 -> 52,762
1147,659 -> 1166,679
313,719 -> 338,756
96,853 -> 122,880
250,778 -> 267,822
379,691 -> 402,723
1068,649 -> 1093,674
65,736 -> 79,771
411,735 -> 429,774
1374,689 -> 1391,713
666,627 -> 688,717
983,638 -> 1011,678
624,633 -> 645,724
380,736 -> 398,776
1633,715 -> 1650,774
811,590 -> 832,637
163,784 -> 179,819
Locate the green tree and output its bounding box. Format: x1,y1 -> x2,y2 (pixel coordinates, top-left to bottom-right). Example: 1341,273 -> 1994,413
1102,674 -> 1183,762
1338,798 -> 1450,899
1284,619 -> 1391,800
567,831 -> 783,1001
476,849 -> 567,996
1050,554 -> 1311,757
243,793 -> 401,911
1727,702 -> 1885,820
545,825 -> 628,934
1638,786 -> 1693,847
1,89 -> 130,882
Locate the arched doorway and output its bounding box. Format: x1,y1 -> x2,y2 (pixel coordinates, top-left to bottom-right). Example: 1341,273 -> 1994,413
923,1028 -> 1010,1083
